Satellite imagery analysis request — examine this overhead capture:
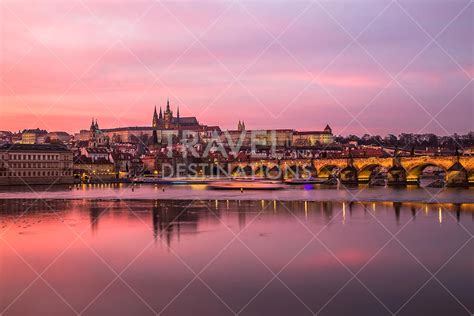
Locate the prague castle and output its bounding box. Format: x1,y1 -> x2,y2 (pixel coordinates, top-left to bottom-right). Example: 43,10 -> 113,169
76,99 -> 333,146
152,99 -> 201,130
95,100 -> 215,144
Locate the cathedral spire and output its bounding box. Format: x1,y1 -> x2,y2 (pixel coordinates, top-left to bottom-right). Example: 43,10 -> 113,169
152,105 -> 159,128
176,106 -> 180,126
166,98 -> 170,112
159,107 -> 162,119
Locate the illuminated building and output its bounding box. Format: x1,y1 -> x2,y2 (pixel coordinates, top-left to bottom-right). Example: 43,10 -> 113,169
226,122 -> 333,147
73,156 -> 116,183
100,100 -> 211,144
292,125 -> 334,146
20,128 -> 48,144
45,131 -> 71,144
0,144 -> 74,185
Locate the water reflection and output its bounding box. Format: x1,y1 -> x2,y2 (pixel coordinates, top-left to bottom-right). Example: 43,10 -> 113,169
0,199 -> 473,316
1,200 -> 473,237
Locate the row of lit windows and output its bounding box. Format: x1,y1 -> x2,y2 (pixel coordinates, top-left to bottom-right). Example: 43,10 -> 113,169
7,153 -> 70,161
6,162 -> 65,169
0,171 -> 73,177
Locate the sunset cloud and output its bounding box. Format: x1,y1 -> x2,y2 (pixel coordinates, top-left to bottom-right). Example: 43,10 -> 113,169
0,0 -> 472,135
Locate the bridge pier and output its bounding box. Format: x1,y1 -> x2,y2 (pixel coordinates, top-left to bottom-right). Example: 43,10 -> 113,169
387,166 -> 408,186
446,162 -> 469,187
340,166 -> 358,184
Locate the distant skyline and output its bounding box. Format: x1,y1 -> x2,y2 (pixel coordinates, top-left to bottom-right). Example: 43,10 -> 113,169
0,0 -> 472,135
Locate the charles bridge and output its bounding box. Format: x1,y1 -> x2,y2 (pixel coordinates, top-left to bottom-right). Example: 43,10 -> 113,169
227,155 -> 474,186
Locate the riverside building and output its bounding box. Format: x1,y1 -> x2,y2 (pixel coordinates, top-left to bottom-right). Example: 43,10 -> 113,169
0,144 -> 74,185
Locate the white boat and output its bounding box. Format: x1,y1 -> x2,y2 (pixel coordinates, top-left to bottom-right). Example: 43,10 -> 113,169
208,181 -> 285,190
133,176 -> 228,184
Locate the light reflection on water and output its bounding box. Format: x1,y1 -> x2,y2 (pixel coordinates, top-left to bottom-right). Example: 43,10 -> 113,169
0,199 -> 472,316
0,184 -> 473,204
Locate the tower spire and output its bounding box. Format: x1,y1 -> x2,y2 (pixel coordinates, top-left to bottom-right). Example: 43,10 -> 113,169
176,106 -> 180,127
152,105 -> 159,128
159,106 -> 162,119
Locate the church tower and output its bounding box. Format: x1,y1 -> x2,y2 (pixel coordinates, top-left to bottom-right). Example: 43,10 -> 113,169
90,118 -> 98,148
176,106 -> 180,127
152,106 -> 159,128
152,106 -> 159,144
324,124 -> 332,134
163,99 -> 173,129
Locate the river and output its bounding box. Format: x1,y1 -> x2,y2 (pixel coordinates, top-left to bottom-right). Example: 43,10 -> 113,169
0,186 -> 472,315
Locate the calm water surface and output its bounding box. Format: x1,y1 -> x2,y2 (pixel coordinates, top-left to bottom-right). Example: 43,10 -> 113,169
0,184 -> 473,203
0,198 -> 473,316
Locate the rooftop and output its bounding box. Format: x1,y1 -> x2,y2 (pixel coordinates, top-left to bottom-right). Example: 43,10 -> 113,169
0,144 -> 71,152
22,128 -> 48,134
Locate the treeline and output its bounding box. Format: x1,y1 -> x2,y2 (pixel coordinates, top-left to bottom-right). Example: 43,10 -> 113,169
334,132 -> 474,149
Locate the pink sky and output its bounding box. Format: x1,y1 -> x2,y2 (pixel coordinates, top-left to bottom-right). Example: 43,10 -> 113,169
0,0 -> 472,135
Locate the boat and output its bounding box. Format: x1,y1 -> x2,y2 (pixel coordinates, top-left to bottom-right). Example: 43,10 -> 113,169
283,178 -> 327,185
133,176 -> 227,185
132,176 -> 162,183
207,181 -> 285,190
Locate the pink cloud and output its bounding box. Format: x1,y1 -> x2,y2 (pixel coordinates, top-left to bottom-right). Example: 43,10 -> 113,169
0,0 -> 471,135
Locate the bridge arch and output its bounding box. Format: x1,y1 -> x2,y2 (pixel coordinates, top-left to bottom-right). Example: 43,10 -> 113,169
406,163 -> 446,185
340,166 -> 358,184
230,166 -> 242,177
255,165 -> 269,178
318,165 -> 340,179
357,164 -> 386,183
231,165 -> 253,177
283,164 -> 317,179
285,165 -> 300,179
268,165 -> 282,179
302,164 -> 317,178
